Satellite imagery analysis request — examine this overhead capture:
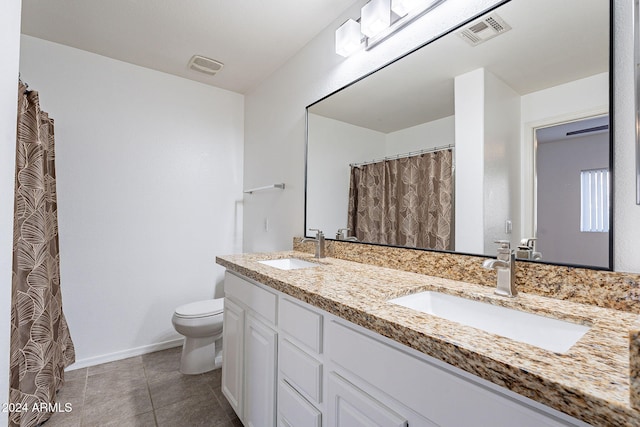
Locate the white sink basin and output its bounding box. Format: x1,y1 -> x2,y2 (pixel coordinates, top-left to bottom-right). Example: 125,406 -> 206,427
258,258 -> 320,270
388,291 -> 590,353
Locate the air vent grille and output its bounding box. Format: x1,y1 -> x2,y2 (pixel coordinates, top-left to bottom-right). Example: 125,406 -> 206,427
188,55 -> 224,76
457,13 -> 512,46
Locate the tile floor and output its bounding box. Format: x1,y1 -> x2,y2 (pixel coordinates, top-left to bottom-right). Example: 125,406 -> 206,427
43,346 -> 243,427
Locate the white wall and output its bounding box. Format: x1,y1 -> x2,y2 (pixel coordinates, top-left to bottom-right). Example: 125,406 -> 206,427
536,133 -> 609,267
306,113 -> 454,238
520,73 -> 609,248
453,68 -> 521,255
385,115 -> 455,155
243,0 -> 503,253
306,113 -> 385,236
521,73 -> 609,122
19,35 -> 244,367
484,70 -> 521,253
454,69 -> 485,254
0,2 -> 22,425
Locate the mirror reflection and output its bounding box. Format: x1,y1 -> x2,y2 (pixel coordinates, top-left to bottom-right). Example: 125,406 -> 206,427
306,0 -> 610,268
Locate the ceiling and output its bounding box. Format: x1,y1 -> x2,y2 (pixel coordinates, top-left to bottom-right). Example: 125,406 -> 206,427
308,0 -> 609,133
20,0 -> 361,94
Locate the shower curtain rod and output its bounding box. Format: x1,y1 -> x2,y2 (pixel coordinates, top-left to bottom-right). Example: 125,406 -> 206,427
349,144 -> 454,167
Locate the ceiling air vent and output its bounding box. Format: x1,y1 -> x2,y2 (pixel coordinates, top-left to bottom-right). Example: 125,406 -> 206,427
188,55 -> 224,76
457,13 -> 512,46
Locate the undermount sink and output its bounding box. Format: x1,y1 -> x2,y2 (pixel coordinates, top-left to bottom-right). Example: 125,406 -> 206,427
388,291 -> 590,353
258,258 -> 320,270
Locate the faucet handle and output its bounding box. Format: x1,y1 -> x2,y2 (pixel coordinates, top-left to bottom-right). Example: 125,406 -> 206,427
493,240 -> 511,249
336,228 -> 351,238
519,237 -> 537,249
308,228 -> 324,237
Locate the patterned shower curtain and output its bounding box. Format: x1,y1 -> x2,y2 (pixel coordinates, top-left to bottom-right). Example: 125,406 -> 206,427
10,82 -> 75,427
347,149 -> 453,250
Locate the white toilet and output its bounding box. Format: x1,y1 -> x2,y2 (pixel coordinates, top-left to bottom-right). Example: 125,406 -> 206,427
172,298 -> 224,375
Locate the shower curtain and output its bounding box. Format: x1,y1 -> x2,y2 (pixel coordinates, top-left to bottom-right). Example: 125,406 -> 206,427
348,149 -> 453,250
10,82 -> 75,427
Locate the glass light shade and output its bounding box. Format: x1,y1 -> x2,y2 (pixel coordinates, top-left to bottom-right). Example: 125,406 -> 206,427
361,0 -> 391,38
335,19 -> 362,57
391,0 -> 421,17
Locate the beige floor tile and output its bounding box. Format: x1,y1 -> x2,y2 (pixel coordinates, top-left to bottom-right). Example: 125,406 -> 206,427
155,393 -> 230,427
88,356 -> 143,377
148,370 -> 216,409
96,410 -> 157,427
212,386 -> 236,417
64,367 -> 88,382
201,368 -> 222,391
85,367 -> 147,403
46,347 -> 234,427
81,386 -> 153,427
41,408 -> 82,427
216,417 -> 244,427
58,378 -> 86,399
142,347 -> 183,382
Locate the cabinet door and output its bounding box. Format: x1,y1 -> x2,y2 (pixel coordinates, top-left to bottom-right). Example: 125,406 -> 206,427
278,380 -> 321,427
221,298 -> 245,420
245,314 -> 278,427
327,373 -> 408,427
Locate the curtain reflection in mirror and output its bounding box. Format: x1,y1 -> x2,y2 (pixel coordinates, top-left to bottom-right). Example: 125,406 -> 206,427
348,149 -> 453,250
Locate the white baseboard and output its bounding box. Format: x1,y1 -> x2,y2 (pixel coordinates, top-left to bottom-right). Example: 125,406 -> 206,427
65,338 -> 184,371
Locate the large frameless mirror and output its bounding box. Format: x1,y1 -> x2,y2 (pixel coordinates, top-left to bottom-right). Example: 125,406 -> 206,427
306,0 -> 612,269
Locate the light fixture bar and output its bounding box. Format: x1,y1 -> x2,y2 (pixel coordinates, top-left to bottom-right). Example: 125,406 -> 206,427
366,0 -> 446,50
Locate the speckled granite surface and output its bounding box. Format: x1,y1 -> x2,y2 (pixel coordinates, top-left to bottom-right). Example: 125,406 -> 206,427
293,238 -> 640,314
217,251 -> 640,427
630,328 -> 640,411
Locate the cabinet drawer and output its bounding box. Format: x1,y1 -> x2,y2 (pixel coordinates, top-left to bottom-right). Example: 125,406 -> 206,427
279,339 -> 322,404
279,297 -> 323,354
225,271 -> 277,325
328,372 -> 408,427
327,320 -> 573,427
278,380 -> 321,427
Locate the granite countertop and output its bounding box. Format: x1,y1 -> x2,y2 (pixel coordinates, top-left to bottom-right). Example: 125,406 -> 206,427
216,251 -> 640,427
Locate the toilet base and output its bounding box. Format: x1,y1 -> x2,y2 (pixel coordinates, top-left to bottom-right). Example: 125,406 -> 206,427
179,335 -> 222,375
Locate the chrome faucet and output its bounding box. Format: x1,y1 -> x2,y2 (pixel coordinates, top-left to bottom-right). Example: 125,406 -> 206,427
336,228 -> 358,241
482,240 -> 517,297
302,228 -> 326,258
515,237 -> 542,261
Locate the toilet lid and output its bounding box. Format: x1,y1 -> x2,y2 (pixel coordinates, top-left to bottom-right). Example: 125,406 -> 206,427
175,298 -> 224,318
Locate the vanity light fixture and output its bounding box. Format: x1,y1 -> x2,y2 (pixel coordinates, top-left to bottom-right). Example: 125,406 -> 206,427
361,0 -> 392,38
335,18 -> 363,57
335,0 -> 447,57
391,0 -> 421,17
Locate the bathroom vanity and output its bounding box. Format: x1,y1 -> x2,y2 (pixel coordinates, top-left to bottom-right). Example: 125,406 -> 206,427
217,251 -> 640,427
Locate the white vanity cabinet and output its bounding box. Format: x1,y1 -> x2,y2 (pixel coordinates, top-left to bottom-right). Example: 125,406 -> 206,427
325,320 -> 585,427
221,297 -> 244,418
221,270 -> 588,427
277,297 -> 324,427
244,313 -> 277,427
222,271 -> 278,427
327,372 -> 410,427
